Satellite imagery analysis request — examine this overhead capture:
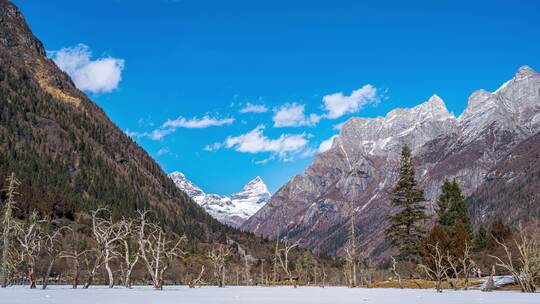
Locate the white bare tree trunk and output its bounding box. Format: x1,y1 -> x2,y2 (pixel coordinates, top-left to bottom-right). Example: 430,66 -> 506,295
137,211 -> 186,290
1,173 -> 19,288
105,255 -> 114,288
419,243 -> 449,293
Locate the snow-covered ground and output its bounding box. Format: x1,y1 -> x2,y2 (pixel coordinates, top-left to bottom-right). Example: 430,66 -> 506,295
479,275 -> 516,289
1,286 -> 539,304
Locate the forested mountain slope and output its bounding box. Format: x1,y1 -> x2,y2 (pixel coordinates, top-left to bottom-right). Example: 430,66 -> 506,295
0,0 -> 220,240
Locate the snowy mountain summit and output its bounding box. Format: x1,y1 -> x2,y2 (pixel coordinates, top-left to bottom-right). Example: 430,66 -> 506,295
231,176 -> 270,205
168,172 -> 270,228
168,172 -> 204,199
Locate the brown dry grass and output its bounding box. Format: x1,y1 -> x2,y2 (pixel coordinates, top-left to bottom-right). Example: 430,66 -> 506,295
495,284 -> 523,291
31,59 -> 81,106
367,278 -> 482,289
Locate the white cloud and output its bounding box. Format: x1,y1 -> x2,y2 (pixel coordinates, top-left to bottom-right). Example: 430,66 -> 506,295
50,44 -> 125,94
210,125 -> 309,161
272,103 -> 320,128
322,84 -> 380,119
127,115 -> 234,142
156,147 -> 170,156
239,103 -> 268,114
163,116 -> 234,129
204,142 -> 223,152
318,135 -> 338,153
125,128 -> 174,141
254,156 -> 274,165
333,122 -> 346,131
137,116 -> 155,127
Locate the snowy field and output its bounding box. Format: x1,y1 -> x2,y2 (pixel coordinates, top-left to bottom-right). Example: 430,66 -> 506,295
0,286 -> 539,304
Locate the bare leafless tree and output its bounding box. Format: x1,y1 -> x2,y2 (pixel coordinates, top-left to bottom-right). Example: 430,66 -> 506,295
117,218 -> 139,288
489,223 -> 540,293
60,236 -> 90,289
390,256 -> 402,288
137,210 -> 186,290
41,222 -> 69,289
419,243 -> 449,293
1,173 -> 20,288
445,253 -> 460,290
344,203 -> 359,288
272,236 -> 280,284
320,263 -> 327,288
188,265 -> 205,288
207,244 -> 232,287
16,211 -> 42,289
90,208 -> 124,288
82,246 -> 106,289
277,237 -> 301,287
460,244 -> 476,290
358,253 -> 373,286
259,259 -> 265,285
243,255 -> 252,285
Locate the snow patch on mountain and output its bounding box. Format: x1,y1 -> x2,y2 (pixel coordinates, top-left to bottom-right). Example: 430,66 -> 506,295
458,66 -> 540,144
332,94 -> 458,158
168,172 -> 270,228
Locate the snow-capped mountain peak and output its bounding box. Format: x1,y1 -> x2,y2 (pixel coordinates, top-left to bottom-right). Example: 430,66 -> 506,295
168,172 -> 270,228
231,176 -> 270,202
458,65 -> 540,143
515,65 -> 536,80
336,94 -> 457,157
168,171 -> 205,198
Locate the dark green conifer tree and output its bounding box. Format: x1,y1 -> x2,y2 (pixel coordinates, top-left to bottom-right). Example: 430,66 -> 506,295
436,179 -> 472,238
473,224 -> 488,251
436,179 -> 454,229
385,145 -> 430,261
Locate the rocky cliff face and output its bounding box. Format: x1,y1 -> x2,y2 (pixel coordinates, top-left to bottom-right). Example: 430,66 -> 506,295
0,0 -> 46,57
468,131 -> 540,225
169,172 -> 270,227
242,66 -> 540,257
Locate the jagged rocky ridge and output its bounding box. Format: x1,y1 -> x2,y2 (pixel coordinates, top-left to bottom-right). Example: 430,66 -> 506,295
169,172 -> 270,228
242,66 -> 540,257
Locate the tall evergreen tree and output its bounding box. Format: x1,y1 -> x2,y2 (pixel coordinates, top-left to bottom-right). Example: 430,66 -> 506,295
473,224 -> 488,251
435,179 -> 454,229
436,179 -> 472,238
385,145 -> 430,261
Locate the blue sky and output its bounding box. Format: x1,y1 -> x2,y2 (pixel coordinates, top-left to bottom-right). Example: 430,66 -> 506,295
15,0 -> 540,194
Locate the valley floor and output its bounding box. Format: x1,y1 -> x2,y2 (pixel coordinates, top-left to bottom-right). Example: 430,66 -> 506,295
0,286 -> 539,304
